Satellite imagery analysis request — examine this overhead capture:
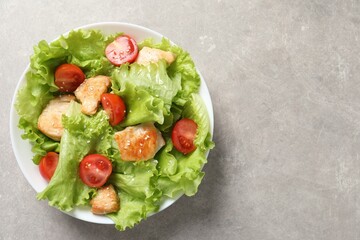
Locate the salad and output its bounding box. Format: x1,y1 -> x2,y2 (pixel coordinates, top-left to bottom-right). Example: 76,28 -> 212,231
15,28 -> 214,231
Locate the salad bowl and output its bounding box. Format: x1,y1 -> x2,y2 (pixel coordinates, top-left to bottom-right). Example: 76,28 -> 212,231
10,22 -> 214,227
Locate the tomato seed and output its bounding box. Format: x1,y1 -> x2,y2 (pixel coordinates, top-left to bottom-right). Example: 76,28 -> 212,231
178,136 -> 192,148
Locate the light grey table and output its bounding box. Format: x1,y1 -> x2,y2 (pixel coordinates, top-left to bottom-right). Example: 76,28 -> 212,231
2,1 -> 360,239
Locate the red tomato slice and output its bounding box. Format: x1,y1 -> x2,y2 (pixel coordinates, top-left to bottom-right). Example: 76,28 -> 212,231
79,154 -> 112,188
105,35 -> 138,66
101,93 -> 126,126
171,118 -> 198,154
54,63 -> 85,92
39,152 -> 59,182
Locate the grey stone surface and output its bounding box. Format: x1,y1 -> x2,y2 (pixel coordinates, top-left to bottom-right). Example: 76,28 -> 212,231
2,0 -> 360,239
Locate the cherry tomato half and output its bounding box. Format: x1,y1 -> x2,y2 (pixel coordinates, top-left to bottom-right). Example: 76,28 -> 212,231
105,35 -> 138,66
54,63 -> 85,92
79,154 -> 112,188
101,93 -> 126,126
171,118 -> 198,154
39,152 -> 59,182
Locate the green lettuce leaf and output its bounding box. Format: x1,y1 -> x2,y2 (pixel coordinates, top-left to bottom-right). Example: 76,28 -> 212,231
108,191 -> 158,231
111,79 -> 165,127
108,160 -> 161,231
111,60 -> 181,131
157,94 -> 214,197
157,139 -> 177,176
138,38 -> 201,106
109,160 -> 159,199
37,102 -> 113,211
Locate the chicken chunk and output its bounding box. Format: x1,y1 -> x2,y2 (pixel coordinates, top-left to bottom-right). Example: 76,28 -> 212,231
135,47 -> 176,65
74,75 -> 111,115
37,95 -> 75,141
90,184 -> 120,215
114,122 -> 165,161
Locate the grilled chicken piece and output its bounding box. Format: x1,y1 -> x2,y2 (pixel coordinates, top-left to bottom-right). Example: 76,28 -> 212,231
90,184 -> 120,215
37,95 -> 75,141
135,47 -> 176,65
114,122 -> 165,161
74,75 -> 111,115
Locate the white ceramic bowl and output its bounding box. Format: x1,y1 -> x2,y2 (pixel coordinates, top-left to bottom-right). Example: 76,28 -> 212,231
10,22 -> 214,224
